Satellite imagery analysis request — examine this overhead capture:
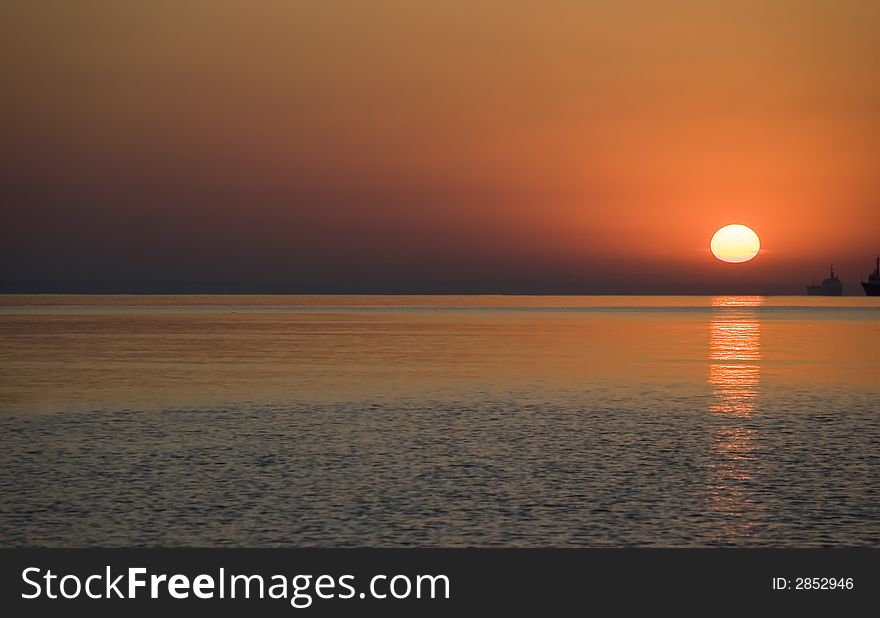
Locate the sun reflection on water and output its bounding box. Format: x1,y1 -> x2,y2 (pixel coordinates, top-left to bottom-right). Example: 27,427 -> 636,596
708,296 -> 762,540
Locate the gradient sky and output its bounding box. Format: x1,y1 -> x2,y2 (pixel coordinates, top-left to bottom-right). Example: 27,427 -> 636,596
2,1 -> 879,294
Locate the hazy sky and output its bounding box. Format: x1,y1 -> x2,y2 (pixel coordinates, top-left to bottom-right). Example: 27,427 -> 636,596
2,1 -> 879,293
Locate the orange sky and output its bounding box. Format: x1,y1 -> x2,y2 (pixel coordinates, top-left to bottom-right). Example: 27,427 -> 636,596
2,1 -> 879,293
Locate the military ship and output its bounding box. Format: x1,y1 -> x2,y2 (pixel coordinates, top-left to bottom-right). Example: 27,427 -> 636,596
806,265 -> 843,296
861,257 -> 880,296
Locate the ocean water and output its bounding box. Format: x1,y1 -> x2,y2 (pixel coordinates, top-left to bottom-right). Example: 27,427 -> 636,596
0,295 -> 877,547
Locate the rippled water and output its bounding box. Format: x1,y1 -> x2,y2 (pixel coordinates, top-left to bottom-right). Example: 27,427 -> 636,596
0,295 -> 878,546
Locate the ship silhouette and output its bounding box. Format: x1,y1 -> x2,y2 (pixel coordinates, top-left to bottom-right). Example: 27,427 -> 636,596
806,265 -> 843,296
861,257 -> 880,296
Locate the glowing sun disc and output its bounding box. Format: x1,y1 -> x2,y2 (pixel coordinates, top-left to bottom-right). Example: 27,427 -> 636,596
710,224 -> 760,263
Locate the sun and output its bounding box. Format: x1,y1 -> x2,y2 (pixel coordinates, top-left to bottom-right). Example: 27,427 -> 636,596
710,224 -> 760,263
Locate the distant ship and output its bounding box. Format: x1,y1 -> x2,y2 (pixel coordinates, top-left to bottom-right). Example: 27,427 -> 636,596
861,257 -> 880,296
806,265 -> 843,296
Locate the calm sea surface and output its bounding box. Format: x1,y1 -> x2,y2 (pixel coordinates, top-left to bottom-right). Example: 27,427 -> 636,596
0,295 -> 878,546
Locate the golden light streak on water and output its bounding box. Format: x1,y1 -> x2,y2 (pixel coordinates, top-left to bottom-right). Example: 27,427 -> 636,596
708,296 -> 762,541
